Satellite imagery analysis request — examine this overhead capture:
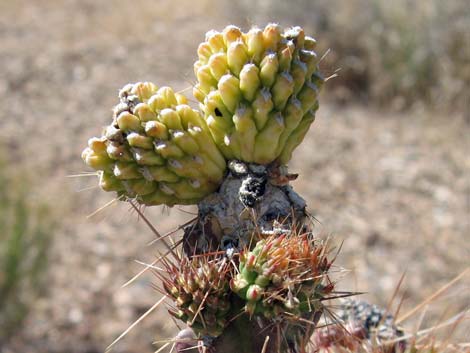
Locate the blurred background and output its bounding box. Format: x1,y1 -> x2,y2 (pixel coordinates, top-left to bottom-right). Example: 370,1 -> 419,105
1,0 -> 469,352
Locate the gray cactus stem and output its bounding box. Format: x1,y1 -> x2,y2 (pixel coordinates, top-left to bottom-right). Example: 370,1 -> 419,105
177,161 -> 321,353
183,161 -> 307,256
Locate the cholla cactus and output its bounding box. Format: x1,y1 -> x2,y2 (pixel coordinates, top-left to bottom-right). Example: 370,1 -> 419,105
82,24 -> 355,353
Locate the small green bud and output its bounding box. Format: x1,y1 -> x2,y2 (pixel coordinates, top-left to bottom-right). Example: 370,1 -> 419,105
133,103 -> 156,122
232,105 -> 257,162
252,88 -> 274,130
253,112 -> 285,164
146,166 -> 180,182
246,284 -> 264,302
197,42 -> 212,63
126,179 -> 156,196
116,112 -> 142,132
154,141 -> 185,159
130,82 -> 158,102
297,81 -> 319,113
206,30 -> 226,52
246,27 -> 265,64
144,120 -> 169,140
217,74 -> 241,113
126,133 -> 153,149
82,148 -> 113,171
304,36 -> 317,50
148,94 -> 168,112
290,59 -> 307,94
99,172 -> 124,192
99,172 -> 124,191
227,40 -> 249,76
131,148 -> 166,166
196,64 -> 218,93
263,23 -> 282,51
278,45 -> 293,72
157,86 -> 178,107
171,131 -> 200,155
239,63 -> 261,102
271,72 -> 295,110
113,161 -> 141,179
159,108 -> 184,131
192,83 -> 206,103
299,49 -> 318,77
259,53 -> 279,88
222,25 -> 242,46
208,52 -> 229,80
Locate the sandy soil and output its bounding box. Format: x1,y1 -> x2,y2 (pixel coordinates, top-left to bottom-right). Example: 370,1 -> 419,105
1,1 -> 469,352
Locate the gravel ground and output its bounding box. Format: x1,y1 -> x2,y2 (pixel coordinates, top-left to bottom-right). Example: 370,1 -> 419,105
1,1 -> 469,352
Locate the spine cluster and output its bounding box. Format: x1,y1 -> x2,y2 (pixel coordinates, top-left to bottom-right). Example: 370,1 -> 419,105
160,256 -> 232,337
230,232 -> 333,317
158,228 -> 335,342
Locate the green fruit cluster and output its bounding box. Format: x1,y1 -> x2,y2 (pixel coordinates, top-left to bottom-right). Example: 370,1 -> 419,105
82,82 -> 226,205
83,25 -> 324,206
163,257 -> 231,337
230,233 -> 333,317
194,24 -> 324,164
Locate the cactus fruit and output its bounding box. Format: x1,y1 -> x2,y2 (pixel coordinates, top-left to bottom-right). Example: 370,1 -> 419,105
231,232 -> 334,318
82,82 -> 226,205
194,24 -> 324,165
160,255 -> 232,338
81,25 -> 335,353
83,25 -> 324,207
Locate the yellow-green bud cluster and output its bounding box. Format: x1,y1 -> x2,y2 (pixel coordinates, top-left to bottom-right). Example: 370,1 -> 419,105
193,24 -> 323,164
162,256 -> 231,337
82,82 -> 226,205
231,233 -> 333,317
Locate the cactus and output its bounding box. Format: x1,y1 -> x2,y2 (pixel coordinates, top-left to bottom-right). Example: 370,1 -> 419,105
81,24 -> 331,353
81,24 -> 425,353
